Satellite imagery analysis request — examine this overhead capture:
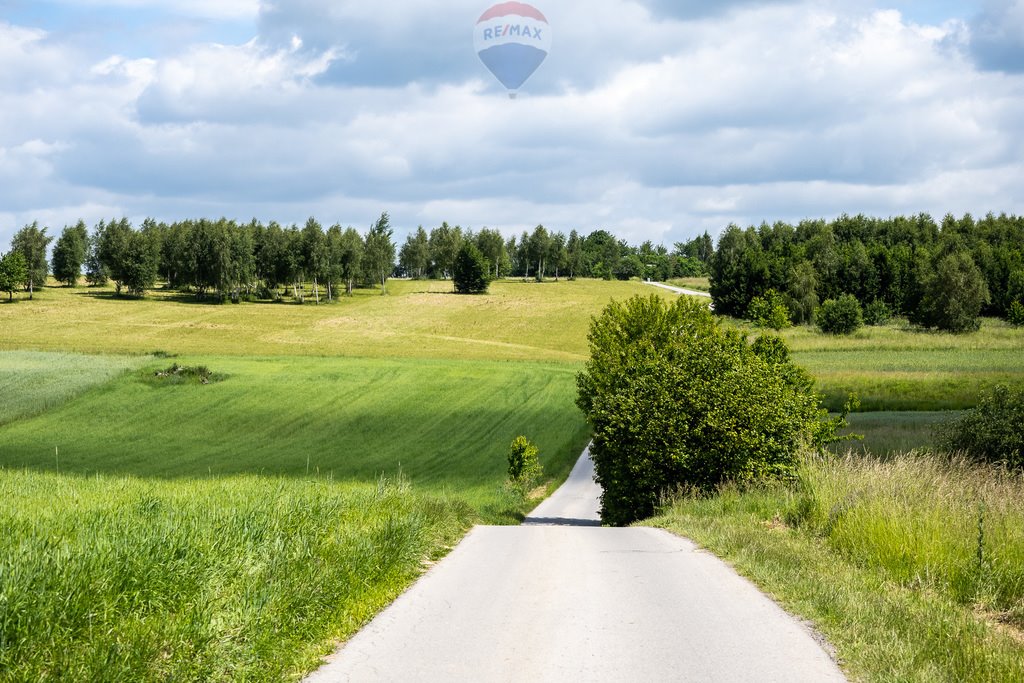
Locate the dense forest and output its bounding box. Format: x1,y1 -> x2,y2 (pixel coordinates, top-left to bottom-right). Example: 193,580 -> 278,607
2,211 -> 1022,332
709,212 -> 1024,331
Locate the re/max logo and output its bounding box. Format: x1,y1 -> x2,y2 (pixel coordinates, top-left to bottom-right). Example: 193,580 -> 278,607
482,24 -> 544,41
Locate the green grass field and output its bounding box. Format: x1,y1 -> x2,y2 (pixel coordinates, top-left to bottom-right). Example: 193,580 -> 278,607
0,470 -> 472,682
0,351 -> 147,427
837,411 -> 952,456
1,280 -> 621,680
666,277 -> 711,292
727,317 -> 1024,411
0,354 -> 590,515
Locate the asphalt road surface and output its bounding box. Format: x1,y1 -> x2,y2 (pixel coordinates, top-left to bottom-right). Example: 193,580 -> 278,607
643,281 -> 713,299
305,448 -> 846,682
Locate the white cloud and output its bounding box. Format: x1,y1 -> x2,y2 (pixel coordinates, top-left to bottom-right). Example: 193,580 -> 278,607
2,2 -> 1024,251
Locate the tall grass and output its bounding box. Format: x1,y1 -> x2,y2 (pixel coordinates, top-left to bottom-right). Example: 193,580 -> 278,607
666,277 -> 711,292
792,453 -> 1024,620
0,470 -> 472,682
722,315 -> 1024,411
653,453 -> 1024,681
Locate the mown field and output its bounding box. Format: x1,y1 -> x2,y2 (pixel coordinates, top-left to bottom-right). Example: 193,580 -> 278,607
0,351 -> 148,427
0,278 -> 657,362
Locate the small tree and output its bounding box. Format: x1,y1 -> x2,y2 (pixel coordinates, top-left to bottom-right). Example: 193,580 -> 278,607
817,294 -> 863,335
11,222 -> 52,299
747,289 -> 791,330
364,213 -> 396,295
507,436 -> 542,489
453,242 -> 490,294
51,222 -> 89,287
0,251 -> 29,301
120,229 -> 160,297
862,298 -> 891,326
1008,301 -> 1024,327
85,224 -> 109,286
336,227 -> 364,297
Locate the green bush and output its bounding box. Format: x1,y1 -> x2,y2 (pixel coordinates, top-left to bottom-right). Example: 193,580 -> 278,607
937,385 -> 1024,469
453,242 -> 490,295
746,289 -> 791,329
507,435 -> 542,488
1008,300 -> 1024,327
576,294 -> 839,526
863,298 -> 892,326
817,294 -> 863,335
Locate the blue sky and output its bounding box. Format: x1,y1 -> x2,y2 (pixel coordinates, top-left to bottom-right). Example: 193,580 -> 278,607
2,0 -> 1023,249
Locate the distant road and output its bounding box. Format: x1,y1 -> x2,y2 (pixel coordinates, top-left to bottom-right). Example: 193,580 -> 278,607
644,280 -> 713,299
304,448 -> 846,682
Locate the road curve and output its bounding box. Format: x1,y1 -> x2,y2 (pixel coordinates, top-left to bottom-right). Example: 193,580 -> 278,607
304,448 -> 846,682
644,281 -> 713,299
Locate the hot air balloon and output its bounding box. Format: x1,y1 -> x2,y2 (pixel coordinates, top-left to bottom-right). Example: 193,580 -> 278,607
474,2 -> 551,99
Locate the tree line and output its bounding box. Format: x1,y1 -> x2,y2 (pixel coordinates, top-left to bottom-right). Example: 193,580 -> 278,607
6,210 -> 1021,332
1,216 -> 713,301
1,214 -> 396,302
710,212 -> 1024,332
398,223 -> 712,283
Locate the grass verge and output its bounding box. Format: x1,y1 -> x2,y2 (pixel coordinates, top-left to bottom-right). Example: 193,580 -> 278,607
650,454 -> 1024,681
0,470 -> 472,682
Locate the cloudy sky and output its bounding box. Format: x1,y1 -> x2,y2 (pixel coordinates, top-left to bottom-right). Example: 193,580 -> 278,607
1,0 -> 1023,248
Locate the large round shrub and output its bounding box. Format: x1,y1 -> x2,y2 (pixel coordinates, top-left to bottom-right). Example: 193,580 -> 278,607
576,295 -> 837,526
817,294 -> 863,335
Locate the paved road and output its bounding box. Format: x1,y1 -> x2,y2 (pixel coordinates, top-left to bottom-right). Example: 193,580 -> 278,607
643,281 -> 713,299
305,448 -> 846,682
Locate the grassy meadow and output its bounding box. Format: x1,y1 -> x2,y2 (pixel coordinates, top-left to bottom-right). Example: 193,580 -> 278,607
0,278 -> 660,362
727,317 -> 1024,412
653,454 -> 1024,682
1,279 -> 632,681
666,277 -> 711,292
